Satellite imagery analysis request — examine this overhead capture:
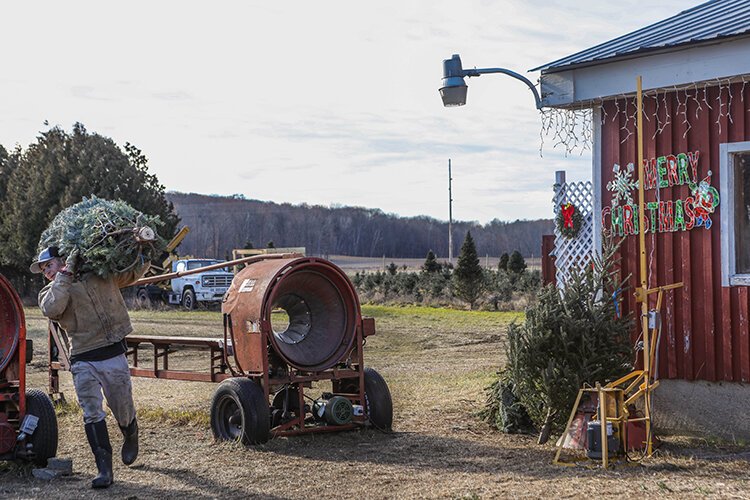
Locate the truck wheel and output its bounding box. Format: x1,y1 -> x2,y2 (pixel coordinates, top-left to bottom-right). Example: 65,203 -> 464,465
25,389 -> 58,466
137,288 -> 151,306
210,378 -> 270,445
182,289 -> 196,310
364,368 -> 393,431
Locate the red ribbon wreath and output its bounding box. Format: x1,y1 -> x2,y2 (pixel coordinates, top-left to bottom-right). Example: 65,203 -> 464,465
561,203 -> 575,229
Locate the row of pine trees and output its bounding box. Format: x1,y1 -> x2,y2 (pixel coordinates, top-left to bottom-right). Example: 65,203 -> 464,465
353,231 -> 540,310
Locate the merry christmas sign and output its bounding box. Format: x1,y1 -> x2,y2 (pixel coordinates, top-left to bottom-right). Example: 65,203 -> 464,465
602,151 -> 720,236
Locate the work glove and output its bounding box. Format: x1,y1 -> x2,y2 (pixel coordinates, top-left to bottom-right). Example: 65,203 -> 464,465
64,249 -> 80,275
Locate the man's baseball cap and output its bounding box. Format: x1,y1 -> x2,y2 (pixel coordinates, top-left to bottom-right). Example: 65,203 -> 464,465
30,246 -> 61,274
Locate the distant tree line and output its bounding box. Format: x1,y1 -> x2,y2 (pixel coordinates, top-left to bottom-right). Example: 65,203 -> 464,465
168,192 -> 553,260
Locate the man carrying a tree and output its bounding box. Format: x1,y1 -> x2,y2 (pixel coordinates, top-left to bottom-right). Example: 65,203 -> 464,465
31,245 -> 149,489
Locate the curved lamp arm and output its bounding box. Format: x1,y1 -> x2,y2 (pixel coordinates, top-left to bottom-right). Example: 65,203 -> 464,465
439,54 -> 542,109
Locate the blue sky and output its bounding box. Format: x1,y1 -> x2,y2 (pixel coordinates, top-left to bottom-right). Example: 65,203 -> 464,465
0,1 -> 702,223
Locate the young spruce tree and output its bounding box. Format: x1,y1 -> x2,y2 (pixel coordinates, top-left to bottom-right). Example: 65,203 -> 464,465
498,252 -> 509,271
507,250 -> 527,274
453,231 -> 484,309
484,239 -> 633,444
38,196 -> 167,278
422,250 -> 440,273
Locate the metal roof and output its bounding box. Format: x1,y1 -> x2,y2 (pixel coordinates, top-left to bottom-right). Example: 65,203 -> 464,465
533,0 -> 750,73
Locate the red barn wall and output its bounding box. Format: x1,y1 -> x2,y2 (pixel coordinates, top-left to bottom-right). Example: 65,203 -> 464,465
600,81 -> 750,382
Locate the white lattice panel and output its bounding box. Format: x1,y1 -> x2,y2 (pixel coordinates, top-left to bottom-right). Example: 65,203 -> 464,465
553,178 -> 594,287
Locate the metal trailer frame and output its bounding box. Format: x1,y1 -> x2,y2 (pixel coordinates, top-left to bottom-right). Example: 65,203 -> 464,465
48,316 -> 375,438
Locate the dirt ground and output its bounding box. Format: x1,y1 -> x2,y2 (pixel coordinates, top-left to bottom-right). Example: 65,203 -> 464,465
3,306 -> 750,499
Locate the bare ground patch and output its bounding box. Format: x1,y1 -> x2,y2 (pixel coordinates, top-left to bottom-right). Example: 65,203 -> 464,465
4,306 -> 750,499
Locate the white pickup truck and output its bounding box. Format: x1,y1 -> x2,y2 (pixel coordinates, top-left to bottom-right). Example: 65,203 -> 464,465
137,259 -> 234,309
168,259 -> 234,309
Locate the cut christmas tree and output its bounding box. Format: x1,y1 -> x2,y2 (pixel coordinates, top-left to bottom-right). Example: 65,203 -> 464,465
38,196 -> 167,277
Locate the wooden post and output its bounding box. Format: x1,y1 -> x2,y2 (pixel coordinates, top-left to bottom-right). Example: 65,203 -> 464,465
635,76 -> 654,456
448,159 -> 453,264
598,384 -> 609,468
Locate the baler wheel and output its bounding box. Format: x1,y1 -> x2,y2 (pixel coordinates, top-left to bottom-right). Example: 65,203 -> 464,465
25,389 -> 58,466
364,368 -> 393,431
210,378 -> 270,445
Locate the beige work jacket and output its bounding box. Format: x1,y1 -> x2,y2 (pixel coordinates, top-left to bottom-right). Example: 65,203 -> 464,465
38,261 -> 149,357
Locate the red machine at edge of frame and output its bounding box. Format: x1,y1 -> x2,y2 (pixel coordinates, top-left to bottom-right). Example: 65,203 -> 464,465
0,274 -> 58,464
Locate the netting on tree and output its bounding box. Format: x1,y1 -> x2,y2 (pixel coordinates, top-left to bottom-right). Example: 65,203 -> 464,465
38,196 -> 167,277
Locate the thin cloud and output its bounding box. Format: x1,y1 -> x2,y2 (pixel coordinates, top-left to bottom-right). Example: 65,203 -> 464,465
152,91 -> 193,102
70,86 -> 112,101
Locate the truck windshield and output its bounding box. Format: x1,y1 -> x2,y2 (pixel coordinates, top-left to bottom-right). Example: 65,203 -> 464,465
187,260 -> 225,271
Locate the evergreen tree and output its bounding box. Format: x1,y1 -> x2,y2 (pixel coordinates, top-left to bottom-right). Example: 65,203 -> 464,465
479,374 -> 535,434
422,249 -> 440,273
386,262 -> 398,276
0,144 -> 20,286
508,250 -> 527,274
0,123 -> 178,282
453,231 -> 484,309
498,252 -> 509,271
0,145 -> 10,202
494,242 -> 632,443
38,196 -> 167,278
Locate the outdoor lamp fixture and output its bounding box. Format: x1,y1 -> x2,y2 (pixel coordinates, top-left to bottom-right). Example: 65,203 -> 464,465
439,54 -> 541,109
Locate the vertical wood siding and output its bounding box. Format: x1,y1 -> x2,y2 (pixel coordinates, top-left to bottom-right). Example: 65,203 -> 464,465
600,82 -> 750,382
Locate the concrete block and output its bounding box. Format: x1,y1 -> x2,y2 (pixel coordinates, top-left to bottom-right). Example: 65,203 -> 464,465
32,468 -> 62,481
654,379 -> 750,441
46,457 -> 73,475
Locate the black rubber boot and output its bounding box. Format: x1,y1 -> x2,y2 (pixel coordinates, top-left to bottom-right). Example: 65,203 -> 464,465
84,420 -> 113,489
119,418 -> 139,465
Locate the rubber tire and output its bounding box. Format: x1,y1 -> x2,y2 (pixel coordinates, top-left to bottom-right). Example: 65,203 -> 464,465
137,288 -> 151,306
363,368 -> 393,431
210,378 -> 270,445
182,288 -> 195,310
25,389 -> 58,466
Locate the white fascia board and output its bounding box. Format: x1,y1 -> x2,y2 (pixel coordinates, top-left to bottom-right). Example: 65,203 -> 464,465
540,36 -> 750,108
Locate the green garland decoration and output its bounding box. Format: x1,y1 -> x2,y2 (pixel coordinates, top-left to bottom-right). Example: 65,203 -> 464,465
38,196 -> 167,277
556,202 -> 583,239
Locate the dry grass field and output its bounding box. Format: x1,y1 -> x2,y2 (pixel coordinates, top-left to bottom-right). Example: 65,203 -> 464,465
2,305 -> 750,499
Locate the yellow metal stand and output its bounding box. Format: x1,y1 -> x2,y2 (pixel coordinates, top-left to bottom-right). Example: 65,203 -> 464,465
553,77 -> 683,467
553,384 -> 624,467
